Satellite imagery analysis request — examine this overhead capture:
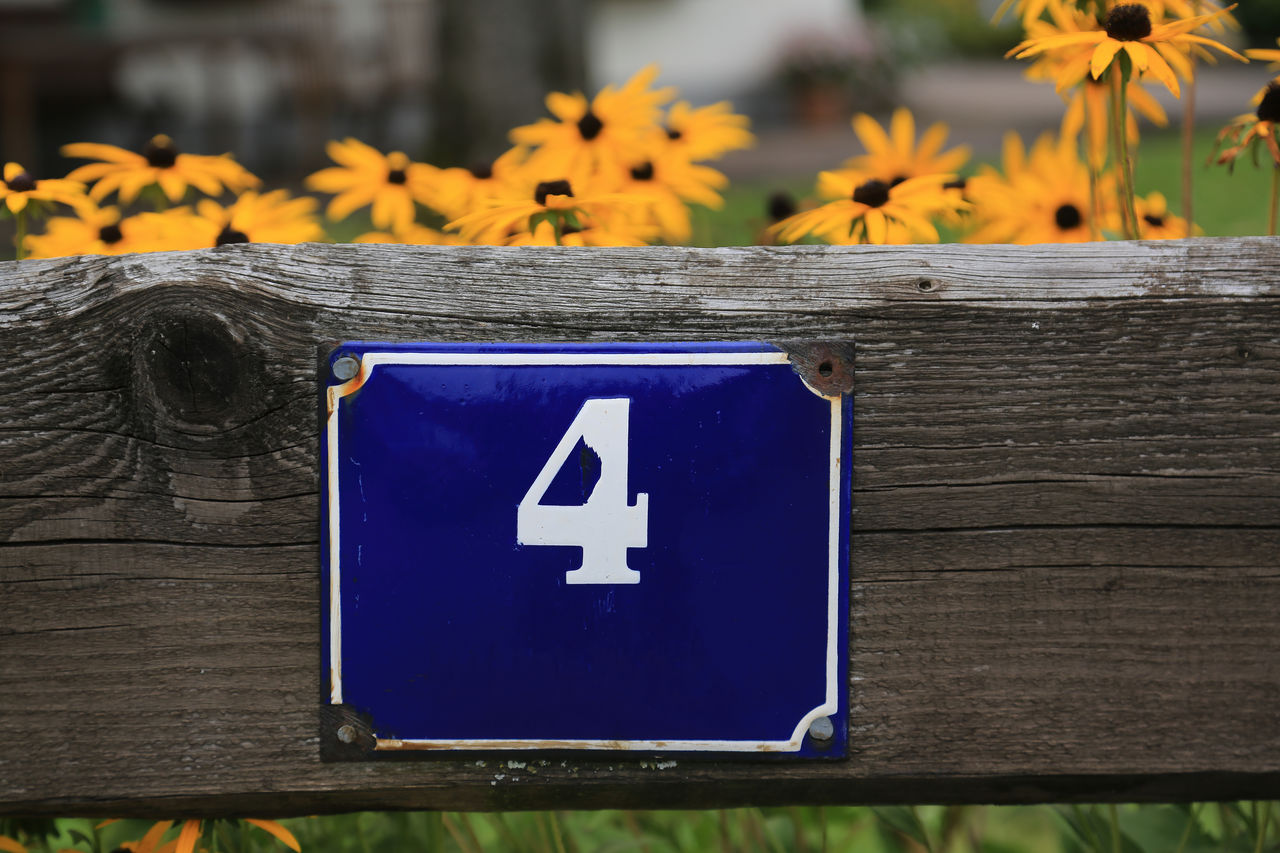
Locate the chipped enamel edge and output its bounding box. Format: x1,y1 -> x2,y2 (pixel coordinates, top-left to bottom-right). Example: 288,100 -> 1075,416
325,348 -> 843,752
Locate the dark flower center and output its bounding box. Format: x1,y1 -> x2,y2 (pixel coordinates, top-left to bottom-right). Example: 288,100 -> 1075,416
630,162 -> 654,181
889,175 -> 908,187
853,179 -> 891,208
577,110 -> 604,140
1105,4 -> 1152,41
767,190 -> 796,223
5,171 -> 36,192
468,162 -> 493,180
216,225 -> 250,246
1143,213 -> 1165,227
1055,203 -> 1083,230
387,168 -> 407,184
143,137 -> 179,169
1258,83 -> 1280,123
666,127 -> 682,140
535,179 -> 573,206
944,177 -> 968,191
98,224 -> 124,244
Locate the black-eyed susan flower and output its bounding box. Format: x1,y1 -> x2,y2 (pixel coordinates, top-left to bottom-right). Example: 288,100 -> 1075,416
507,217 -> 649,247
1136,190 -> 1197,238
662,100 -> 754,161
305,139 -> 442,232
510,65 -> 675,189
967,132 -> 1115,244
138,190 -> 325,252
841,107 -> 970,186
62,135 -> 259,204
429,146 -> 528,222
1007,3 -> 1244,98
1246,38 -> 1280,104
770,171 -> 962,245
1,162 -> 87,215
613,149 -> 728,244
1020,3 -> 1168,170
445,176 -> 650,245
1059,75 -> 1167,169
22,203 -> 156,258
1211,82 -> 1280,169
117,819 -> 299,853
194,190 -> 325,247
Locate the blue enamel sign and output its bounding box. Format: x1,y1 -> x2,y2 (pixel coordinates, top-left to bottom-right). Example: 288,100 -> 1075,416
322,342 -> 850,757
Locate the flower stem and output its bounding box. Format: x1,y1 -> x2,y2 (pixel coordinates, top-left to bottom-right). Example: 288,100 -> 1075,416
14,209 -> 27,261
1269,168 -> 1279,237
1088,164 -> 1102,242
1110,68 -> 1140,240
1182,1 -> 1200,237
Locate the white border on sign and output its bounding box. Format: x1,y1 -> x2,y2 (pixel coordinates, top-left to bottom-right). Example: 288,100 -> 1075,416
326,350 -> 843,752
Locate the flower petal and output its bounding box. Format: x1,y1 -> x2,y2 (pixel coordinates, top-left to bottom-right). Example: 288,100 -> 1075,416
244,820 -> 301,852
1090,39 -> 1124,80
1139,45 -> 1180,97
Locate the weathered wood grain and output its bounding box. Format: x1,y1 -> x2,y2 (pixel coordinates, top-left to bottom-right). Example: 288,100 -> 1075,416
1,241 -> 1278,815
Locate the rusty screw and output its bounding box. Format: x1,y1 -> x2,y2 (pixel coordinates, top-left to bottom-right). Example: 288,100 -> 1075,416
332,356 -> 360,382
337,724 -> 358,744
808,716 -> 834,743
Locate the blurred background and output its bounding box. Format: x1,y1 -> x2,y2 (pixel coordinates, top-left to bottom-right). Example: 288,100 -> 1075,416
2,0 -> 1279,197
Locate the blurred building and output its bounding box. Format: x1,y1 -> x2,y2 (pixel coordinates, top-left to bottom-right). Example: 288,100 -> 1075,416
1,0 -> 871,178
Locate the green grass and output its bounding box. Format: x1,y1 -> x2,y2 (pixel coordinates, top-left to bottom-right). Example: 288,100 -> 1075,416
687,126 -> 1280,246
12,802 -> 1275,853
1131,127 -> 1276,238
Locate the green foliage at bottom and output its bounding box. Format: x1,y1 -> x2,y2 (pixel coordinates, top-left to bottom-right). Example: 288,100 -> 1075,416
12,803 -> 1276,853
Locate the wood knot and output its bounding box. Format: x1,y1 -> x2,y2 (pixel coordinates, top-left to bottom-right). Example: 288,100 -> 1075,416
143,315 -> 243,427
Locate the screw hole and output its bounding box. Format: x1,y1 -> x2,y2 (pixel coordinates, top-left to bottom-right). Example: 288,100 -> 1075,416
917,279 -> 936,292
817,361 -> 834,377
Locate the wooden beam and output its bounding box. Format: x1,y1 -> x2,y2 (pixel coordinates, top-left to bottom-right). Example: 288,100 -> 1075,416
1,241 -> 1278,816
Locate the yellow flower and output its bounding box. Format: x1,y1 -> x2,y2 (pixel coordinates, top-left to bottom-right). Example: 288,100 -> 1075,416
354,224 -> 470,245
967,131 -> 1114,244
195,190 -> 325,247
507,218 -> 649,247
842,107 -> 970,186
428,146 -> 528,222
1211,82 -> 1280,169
62,135 -> 259,204
118,819 -> 299,853
614,148 -> 728,243
1141,0 -> 1237,32
770,172 -> 961,245
1246,39 -> 1280,104
445,176 -> 649,245
135,191 -> 326,251
121,207 -> 213,252
305,138 -> 441,231
0,835 -> 26,853
1061,76 -> 1167,168
1007,3 -> 1244,98
1,162 -> 87,215
662,100 -> 754,161
22,203 -> 160,258
510,65 -> 675,188
1136,191 -> 1197,238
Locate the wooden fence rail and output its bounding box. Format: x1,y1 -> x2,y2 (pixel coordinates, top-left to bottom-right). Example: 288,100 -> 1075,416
1,240 -> 1278,816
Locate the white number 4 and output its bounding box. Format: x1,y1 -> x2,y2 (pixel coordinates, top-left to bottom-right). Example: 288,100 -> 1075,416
516,398 -> 649,584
